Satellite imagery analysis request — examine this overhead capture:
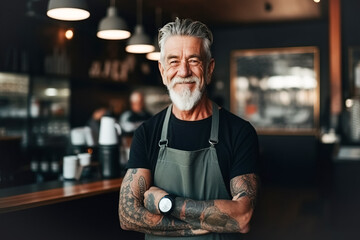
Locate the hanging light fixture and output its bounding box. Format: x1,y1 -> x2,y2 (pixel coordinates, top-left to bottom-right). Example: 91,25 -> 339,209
47,0 -> 90,21
146,37 -> 160,61
146,7 -> 162,61
126,0 -> 155,54
97,0 -> 131,40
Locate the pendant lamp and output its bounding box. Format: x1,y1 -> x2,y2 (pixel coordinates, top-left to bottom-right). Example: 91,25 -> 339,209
97,0 -> 131,40
47,0 -> 90,21
146,8 -> 162,61
125,0 -> 155,54
146,36 -> 160,61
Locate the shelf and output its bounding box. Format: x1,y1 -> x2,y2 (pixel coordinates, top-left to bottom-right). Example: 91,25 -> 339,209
30,116 -> 69,120
0,117 -> 27,121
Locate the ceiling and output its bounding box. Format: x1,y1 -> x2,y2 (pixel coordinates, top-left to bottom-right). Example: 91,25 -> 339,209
24,0 -> 328,30
143,0 -> 328,25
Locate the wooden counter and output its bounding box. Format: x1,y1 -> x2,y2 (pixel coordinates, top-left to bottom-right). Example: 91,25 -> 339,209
0,178 -> 122,214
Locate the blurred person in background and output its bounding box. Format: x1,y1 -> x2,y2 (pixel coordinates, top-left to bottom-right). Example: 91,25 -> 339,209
119,91 -> 152,137
119,91 -> 152,165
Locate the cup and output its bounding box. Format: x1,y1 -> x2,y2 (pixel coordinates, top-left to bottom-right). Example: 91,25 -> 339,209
98,116 -> 121,145
75,153 -> 92,179
71,127 -> 95,146
78,153 -> 91,166
71,127 -> 86,146
63,155 -> 78,180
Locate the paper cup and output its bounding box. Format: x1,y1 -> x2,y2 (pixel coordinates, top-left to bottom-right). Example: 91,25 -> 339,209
63,155 -> 78,179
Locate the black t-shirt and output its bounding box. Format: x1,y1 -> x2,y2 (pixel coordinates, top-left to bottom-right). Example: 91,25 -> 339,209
127,106 -> 259,194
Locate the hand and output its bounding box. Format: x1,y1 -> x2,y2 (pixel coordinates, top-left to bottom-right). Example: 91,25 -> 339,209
144,186 -> 168,214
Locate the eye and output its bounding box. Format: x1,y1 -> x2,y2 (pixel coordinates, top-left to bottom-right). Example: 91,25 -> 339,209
189,58 -> 201,66
168,60 -> 179,66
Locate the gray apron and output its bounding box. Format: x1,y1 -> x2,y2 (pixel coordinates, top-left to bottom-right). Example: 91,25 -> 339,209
146,102 -> 242,240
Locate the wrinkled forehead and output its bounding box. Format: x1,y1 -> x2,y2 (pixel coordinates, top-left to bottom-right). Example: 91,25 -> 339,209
162,35 -> 204,57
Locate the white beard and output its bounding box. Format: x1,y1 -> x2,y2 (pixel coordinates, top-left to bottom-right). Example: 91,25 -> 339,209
167,76 -> 203,111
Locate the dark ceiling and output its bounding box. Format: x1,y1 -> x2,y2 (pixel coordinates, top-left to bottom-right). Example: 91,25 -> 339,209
23,0 -> 328,32
144,0 -> 328,25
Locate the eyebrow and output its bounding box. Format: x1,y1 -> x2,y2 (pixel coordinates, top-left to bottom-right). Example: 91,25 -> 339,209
166,54 -> 202,61
166,54 -> 178,61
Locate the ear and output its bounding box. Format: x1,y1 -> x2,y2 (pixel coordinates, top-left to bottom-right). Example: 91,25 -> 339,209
206,58 -> 215,85
158,61 -> 167,86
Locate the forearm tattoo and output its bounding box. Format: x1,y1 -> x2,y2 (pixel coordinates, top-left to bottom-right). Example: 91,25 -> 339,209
120,170 -> 258,235
173,198 -> 240,233
145,193 -> 157,213
169,175 -> 259,233
138,174 -> 146,201
119,169 -> 202,236
230,173 -> 259,208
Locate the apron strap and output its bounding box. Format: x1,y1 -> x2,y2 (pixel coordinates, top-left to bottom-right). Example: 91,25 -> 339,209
209,102 -> 219,146
158,102 -> 220,147
159,104 -> 172,147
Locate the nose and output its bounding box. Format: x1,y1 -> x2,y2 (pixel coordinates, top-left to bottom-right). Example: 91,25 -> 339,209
177,60 -> 192,77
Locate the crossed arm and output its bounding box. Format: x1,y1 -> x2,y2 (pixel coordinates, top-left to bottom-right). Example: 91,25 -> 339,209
119,168 -> 258,237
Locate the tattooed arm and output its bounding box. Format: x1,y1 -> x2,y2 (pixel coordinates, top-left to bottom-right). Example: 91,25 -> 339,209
119,168 -> 209,236
144,173 -> 259,234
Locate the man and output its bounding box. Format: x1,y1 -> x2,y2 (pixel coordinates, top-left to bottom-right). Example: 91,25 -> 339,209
119,18 -> 259,239
119,91 -> 152,166
119,91 -> 152,137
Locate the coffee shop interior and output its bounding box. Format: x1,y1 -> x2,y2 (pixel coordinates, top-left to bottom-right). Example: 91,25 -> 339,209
0,0 -> 359,239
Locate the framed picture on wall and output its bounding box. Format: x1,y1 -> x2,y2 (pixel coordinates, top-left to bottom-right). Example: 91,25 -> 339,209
349,47 -> 360,96
230,46 -> 320,135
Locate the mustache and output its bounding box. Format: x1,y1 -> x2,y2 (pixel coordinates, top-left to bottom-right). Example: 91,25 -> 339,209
168,76 -> 200,89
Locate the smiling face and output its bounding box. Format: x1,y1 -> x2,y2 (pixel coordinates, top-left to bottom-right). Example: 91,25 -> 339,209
159,35 -> 215,110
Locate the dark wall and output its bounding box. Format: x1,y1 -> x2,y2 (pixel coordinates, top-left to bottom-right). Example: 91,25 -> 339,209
211,20 -> 329,125
336,0 -> 360,143
342,0 -> 360,99
210,20 -> 328,185
208,0 -> 360,185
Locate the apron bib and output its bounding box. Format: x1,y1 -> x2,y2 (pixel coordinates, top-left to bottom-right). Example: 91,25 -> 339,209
146,102 -> 242,240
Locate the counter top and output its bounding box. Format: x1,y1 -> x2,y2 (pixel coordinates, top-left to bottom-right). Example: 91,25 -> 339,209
0,178 -> 122,214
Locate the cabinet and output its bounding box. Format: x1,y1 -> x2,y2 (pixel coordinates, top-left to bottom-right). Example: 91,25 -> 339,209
28,76 -> 70,181
0,72 -> 29,146
0,72 -> 71,186
29,76 -> 70,149
0,72 -> 70,148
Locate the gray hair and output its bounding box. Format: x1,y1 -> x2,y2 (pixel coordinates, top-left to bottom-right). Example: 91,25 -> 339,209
158,18 -> 213,65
